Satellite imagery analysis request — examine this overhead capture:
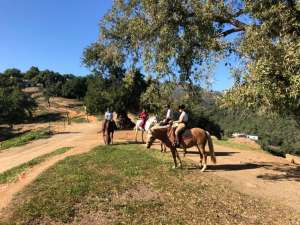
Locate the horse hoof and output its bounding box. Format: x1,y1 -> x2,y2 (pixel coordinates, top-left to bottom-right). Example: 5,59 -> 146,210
172,165 -> 177,169
201,165 -> 207,172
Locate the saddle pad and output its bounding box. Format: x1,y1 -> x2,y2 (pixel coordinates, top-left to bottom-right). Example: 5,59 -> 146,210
182,129 -> 193,139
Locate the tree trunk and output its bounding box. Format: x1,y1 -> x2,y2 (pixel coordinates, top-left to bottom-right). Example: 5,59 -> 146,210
116,111 -> 135,129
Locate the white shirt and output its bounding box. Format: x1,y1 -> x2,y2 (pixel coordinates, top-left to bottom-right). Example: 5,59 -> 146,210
179,111 -> 188,123
166,109 -> 173,119
104,111 -> 113,121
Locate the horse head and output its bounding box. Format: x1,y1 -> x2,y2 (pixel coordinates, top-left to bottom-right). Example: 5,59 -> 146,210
146,125 -> 169,149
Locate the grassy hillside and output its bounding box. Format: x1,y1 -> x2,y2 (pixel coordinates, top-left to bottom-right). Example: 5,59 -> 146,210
1,144 -> 299,225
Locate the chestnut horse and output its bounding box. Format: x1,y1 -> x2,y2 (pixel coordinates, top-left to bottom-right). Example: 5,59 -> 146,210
146,126 -> 216,171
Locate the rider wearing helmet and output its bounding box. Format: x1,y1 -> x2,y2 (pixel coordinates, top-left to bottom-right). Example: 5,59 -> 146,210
174,104 -> 188,147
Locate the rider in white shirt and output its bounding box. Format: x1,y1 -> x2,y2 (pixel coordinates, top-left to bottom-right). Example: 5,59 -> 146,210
104,108 -> 113,121
174,105 -> 188,147
162,104 -> 173,125
103,108 -> 113,132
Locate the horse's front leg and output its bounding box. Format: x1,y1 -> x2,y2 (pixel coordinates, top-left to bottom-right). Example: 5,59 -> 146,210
111,132 -> 114,145
103,133 -> 107,145
141,130 -> 144,144
170,147 -> 178,169
175,149 -> 182,168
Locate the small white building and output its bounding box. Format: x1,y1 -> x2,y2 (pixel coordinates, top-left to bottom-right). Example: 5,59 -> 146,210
247,135 -> 259,141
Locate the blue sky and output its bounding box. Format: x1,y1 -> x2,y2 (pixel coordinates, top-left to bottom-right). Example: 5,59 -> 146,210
0,0 -> 233,91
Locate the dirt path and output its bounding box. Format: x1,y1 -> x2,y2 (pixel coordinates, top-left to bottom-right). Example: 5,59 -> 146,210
115,131 -> 300,212
0,121 -> 102,211
0,122 -> 100,173
159,142 -> 300,212
1,128 -> 300,214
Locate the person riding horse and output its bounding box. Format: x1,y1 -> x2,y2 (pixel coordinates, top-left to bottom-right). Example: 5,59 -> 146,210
103,108 -> 113,130
102,108 -> 116,144
173,104 -> 188,147
161,104 -> 173,125
139,108 -> 148,130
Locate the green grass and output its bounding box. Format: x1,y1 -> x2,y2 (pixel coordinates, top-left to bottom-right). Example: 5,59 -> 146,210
0,128 -> 51,150
0,147 -> 72,184
1,144 -> 299,225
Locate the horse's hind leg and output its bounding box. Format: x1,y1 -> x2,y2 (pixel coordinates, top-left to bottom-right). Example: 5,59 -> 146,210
197,144 -> 207,172
201,145 -> 207,172
142,130 -> 145,144
111,132 -> 114,144
196,145 -> 203,168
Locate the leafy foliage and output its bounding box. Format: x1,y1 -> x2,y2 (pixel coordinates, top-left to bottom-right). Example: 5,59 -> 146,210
84,69 -> 147,114
0,72 -> 37,125
83,0 -> 300,116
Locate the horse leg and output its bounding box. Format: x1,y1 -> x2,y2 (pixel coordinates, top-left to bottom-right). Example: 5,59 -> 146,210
160,141 -> 166,152
170,147 -> 178,169
142,130 -> 144,144
106,131 -> 110,145
111,131 -> 114,144
196,145 -> 204,168
175,149 -> 182,168
103,133 -> 107,145
199,144 -> 207,172
135,127 -> 138,143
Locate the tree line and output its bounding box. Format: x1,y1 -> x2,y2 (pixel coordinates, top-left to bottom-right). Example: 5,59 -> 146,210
1,66 -> 300,156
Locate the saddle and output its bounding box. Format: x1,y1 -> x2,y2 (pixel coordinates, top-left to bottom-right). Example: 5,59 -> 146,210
167,126 -> 193,147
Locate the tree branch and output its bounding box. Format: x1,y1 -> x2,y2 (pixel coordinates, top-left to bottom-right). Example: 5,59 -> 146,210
217,27 -> 245,37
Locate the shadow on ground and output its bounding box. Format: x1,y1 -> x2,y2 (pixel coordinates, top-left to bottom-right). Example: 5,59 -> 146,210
257,163 -> 300,182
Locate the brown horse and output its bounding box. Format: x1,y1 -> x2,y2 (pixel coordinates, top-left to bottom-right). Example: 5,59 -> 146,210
102,120 -> 117,145
146,126 -> 216,171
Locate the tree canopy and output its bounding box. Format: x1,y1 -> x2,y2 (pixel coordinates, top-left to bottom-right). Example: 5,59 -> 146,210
83,0 -> 300,115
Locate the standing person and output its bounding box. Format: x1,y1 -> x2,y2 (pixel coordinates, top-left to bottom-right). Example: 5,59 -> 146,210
162,104 -> 173,125
139,108 -> 148,130
174,105 -> 188,147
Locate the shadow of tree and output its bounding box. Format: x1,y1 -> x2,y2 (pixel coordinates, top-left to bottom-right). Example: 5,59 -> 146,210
0,126 -> 31,141
257,164 -> 300,182
208,163 -> 272,171
183,150 -> 238,157
30,112 -> 65,123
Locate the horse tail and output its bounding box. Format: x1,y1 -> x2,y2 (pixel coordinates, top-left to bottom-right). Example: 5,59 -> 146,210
205,131 -> 216,164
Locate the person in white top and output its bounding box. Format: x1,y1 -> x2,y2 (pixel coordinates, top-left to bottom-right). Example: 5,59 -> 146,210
174,104 -> 188,147
104,108 -> 113,121
103,108 -> 113,132
162,104 -> 173,125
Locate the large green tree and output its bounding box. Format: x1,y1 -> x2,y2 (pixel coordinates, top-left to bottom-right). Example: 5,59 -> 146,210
83,0 -> 299,115
84,69 -> 147,115
0,73 -> 37,125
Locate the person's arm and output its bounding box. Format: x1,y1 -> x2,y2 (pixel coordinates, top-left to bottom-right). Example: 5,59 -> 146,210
178,112 -> 184,123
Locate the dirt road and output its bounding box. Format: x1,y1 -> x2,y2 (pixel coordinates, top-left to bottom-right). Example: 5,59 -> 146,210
0,125 -> 299,213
